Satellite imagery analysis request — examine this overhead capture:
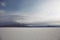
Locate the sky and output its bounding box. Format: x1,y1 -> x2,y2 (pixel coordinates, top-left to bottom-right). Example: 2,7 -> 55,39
0,0 -> 60,25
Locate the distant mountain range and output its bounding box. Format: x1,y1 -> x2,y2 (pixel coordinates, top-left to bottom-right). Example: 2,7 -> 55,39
0,22 -> 60,27
26,22 -> 60,27
0,22 -> 28,27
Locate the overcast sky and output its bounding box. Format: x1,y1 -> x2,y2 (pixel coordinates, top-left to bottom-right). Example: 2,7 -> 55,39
0,0 -> 60,25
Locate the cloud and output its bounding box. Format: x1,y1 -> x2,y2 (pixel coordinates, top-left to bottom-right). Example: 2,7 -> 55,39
0,10 -> 17,23
0,2 -> 6,7
13,0 -> 60,25
1,0 -> 60,25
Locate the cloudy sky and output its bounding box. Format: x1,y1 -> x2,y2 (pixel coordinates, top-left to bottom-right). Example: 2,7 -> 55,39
0,0 -> 60,25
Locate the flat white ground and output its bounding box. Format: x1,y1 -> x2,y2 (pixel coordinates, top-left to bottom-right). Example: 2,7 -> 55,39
0,28 -> 60,40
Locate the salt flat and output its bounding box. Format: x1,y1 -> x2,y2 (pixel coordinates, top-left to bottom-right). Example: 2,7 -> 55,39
0,28 -> 60,40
